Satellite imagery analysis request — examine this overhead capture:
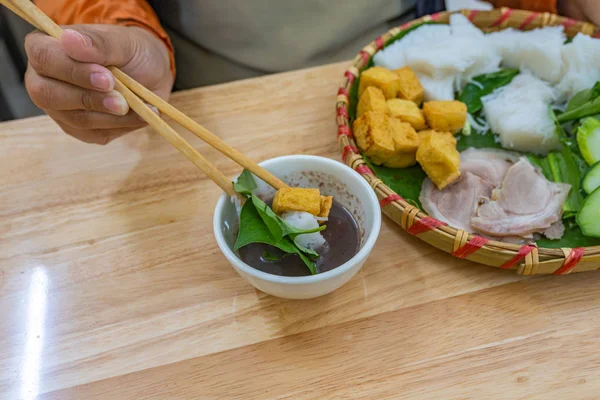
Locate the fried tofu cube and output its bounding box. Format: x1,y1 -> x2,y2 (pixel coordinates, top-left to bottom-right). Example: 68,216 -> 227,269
318,195 -> 333,221
384,119 -> 420,168
272,188 -> 321,216
416,133 -> 461,190
357,87 -> 388,118
422,100 -> 468,134
359,66 -> 402,99
394,66 -> 424,105
387,99 -> 427,131
418,129 -> 454,142
352,111 -> 395,165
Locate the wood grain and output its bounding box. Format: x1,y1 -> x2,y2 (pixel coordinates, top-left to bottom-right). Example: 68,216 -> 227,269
1,63 -> 600,399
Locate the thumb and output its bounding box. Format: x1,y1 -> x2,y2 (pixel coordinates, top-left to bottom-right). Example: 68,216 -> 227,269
60,26 -> 136,67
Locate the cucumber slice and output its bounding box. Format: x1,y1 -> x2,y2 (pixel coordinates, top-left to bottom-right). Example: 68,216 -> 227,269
577,186 -> 600,238
582,161 -> 600,195
577,118 -> 600,166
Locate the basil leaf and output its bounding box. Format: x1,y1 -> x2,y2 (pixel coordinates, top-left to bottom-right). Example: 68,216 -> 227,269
458,69 -> 520,114
234,169 -> 258,195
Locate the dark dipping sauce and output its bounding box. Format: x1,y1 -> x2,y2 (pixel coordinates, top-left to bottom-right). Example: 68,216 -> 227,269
238,201 -> 361,277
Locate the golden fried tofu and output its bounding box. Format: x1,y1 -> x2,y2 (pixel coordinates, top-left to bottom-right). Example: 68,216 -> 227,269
394,66 -> 424,105
387,99 -> 427,131
359,66 -> 402,99
357,87 -> 388,118
318,195 -> 333,221
273,188 -> 321,216
416,133 -> 461,190
352,111 -> 395,165
422,100 -> 467,134
418,129 -> 454,142
384,119 -> 420,168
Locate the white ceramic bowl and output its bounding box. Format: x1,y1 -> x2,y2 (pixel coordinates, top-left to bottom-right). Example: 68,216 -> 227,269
213,155 -> 382,299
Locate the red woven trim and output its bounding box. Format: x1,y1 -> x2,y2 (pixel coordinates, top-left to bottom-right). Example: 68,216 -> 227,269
375,36 -> 385,50
400,22 -> 411,30
453,236 -> 489,259
499,245 -> 535,269
355,164 -> 374,175
562,18 -> 577,30
467,10 -> 479,21
554,248 -> 585,275
342,145 -> 358,162
337,106 -> 348,118
518,12 -> 538,29
344,70 -> 356,84
379,194 -> 403,208
430,12 -> 442,21
490,8 -> 513,27
337,125 -> 352,138
359,50 -> 370,64
594,31 -> 600,38
407,217 -> 446,236
337,87 -> 349,98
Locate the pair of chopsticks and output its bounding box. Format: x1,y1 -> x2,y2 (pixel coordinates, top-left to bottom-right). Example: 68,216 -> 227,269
1,0 -> 288,198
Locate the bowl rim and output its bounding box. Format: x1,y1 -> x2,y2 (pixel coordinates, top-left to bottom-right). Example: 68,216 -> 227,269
334,8 -> 600,276
213,154 -> 382,285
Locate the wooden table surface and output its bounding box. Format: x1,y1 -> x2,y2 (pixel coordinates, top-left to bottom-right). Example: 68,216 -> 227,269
1,62 -> 600,400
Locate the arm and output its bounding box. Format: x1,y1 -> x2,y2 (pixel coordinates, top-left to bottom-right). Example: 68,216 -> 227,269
24,0 -> 175,144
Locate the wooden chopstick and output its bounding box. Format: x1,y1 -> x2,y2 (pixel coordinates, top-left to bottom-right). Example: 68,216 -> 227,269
3,0 -> 288,196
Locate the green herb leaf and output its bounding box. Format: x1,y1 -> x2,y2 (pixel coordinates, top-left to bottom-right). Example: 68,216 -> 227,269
234,198 -> 318,274
234,169 -> 258,195
262,250 -> 286,262
457,69 -> 520,114
293,240 -> 320,258
251,195 -> 284,242
558,82 -> 600,123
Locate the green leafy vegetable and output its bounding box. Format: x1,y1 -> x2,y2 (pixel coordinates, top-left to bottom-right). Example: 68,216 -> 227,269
457,69 -> 520,114
233,170 -> 326,275
262,250 -> 286,262
234,201 -> 317,274
234,169 -> 258,195
558,82 -> 600,123
251,195 -> 284,242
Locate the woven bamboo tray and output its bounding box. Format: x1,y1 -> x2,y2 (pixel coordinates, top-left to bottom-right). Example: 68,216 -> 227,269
336,8 -> 600,275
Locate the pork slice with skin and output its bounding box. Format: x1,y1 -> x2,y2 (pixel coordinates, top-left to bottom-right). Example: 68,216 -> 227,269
420,172 -> 493,232
471,158 -> 571,237
460,147 -> 520,186
420,148 -> 519,233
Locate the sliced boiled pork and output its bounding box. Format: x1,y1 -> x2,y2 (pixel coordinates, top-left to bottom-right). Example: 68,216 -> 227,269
471,158 -> 571,237
420,148 -> 518,232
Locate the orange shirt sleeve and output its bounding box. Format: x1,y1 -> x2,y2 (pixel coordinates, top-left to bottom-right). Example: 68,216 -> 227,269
488,0 -> 557,13
33,0 -> 175,76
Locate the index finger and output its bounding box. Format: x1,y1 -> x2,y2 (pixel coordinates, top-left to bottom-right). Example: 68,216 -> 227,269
24,30 -> 115,92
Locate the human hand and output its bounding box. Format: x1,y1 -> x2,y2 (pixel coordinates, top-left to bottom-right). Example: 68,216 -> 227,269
559,0 -> 600,26
25,25 -> 173,145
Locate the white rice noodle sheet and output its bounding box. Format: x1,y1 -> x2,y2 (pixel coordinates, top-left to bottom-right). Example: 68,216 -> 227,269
555,33 -> 600,102
482,73 -> 560,155
487,26 -> 566,83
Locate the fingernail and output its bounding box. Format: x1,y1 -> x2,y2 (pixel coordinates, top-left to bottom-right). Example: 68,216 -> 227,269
103,92 -> 129,115
65,29 -> 92,47
90,72 -> 113,91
